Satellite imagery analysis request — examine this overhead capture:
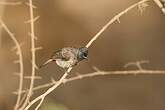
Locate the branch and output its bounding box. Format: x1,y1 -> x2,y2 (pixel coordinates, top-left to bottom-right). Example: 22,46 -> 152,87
0,19 -> 24,110
20,0 -> 37,109
24,0 -> 153,109
153,0 -> 165,13
124,60 -> 149,70
14,68 -> 165,95
0,1 -> 22,6
85,0 -> 150,48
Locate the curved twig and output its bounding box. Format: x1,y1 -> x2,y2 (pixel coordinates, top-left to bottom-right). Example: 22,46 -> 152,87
0,1 -> 22,6
24,67 -> 72,110
14,69 -> 165,95
85,0 -> 150,48
20,0 -> 37,109
0,19 -> 24,110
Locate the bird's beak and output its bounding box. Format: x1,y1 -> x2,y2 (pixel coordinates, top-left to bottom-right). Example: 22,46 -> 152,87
83,56 -> 88,60
39,59 -> 53,68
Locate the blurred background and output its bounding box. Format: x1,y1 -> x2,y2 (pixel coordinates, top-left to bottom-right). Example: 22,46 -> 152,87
0,0 -> 165,110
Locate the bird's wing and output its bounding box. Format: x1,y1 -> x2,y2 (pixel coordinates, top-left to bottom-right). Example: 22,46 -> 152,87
52,49 -> 70,61
61,47 -> 77,61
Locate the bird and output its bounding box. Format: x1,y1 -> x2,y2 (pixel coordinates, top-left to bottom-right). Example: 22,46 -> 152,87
40,47 -> 88,69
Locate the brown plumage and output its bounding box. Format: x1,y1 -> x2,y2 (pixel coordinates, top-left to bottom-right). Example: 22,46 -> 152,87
40,47 -> 88,69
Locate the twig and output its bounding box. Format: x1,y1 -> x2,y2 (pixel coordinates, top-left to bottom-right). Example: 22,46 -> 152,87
20,0 -> 37,109
0,19 -> 24,110
25,2 -> 37,9
85,0 -> 150,48
153,0 -> 165,13
124,60 -> 149,70
19,92 -> 28,107
24,0 -> 152,109
24,16 -> 40,24
24,67 -> 72,110
14,68 -> 165,95
0,1 -> 22,6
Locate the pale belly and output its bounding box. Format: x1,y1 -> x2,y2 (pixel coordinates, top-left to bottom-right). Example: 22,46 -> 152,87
56,59 -> 76,68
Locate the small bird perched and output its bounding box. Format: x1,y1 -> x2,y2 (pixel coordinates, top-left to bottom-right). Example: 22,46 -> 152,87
40,47 -> 88,69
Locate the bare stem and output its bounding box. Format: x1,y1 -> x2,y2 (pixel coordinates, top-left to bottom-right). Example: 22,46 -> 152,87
0,19 -> 24,110
85,0 -> 150,48
153,0 -> 165,13
0,1 -> 22,6
15,69 -> 165,95
24,67 -> 72,110
20,0 -> 36,109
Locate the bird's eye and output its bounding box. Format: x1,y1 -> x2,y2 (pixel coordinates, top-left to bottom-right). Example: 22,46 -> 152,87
83,53 -> 88,57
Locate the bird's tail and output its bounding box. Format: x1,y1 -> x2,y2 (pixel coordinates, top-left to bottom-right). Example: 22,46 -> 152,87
39,59 -> 54,68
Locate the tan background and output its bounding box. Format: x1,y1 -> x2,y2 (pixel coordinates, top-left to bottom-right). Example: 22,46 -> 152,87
0,0 -> 165,110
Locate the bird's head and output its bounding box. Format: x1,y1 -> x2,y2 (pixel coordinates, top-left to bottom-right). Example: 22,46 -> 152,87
78,47 -> 88,60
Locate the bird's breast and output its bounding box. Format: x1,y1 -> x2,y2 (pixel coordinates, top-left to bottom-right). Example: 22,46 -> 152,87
56,59 -> 76,68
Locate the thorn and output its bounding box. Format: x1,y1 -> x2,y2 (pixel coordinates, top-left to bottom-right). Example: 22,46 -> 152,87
13,89 -> 27,95
162,7 -> 165,13
139,60 -> 149,64
92,66 -> 101,72
24,76 -> 42,80
19,92 -> 28,105
138,4 -> 143,14
30,60 -> 39,70
0,1 -> 22,6
34,63 -> 39,70
117,18 -> 120,23
12,91 -> 18,95
11,46 -> 17,52
11,42 -> 24,51
13,60 -> 20,64
28,32 -> 38,40
124,60 -> 149,70
13,72 -> 20,76
33,46 -> 43,51
25,2 -> 37,9
51,77 -> 56,83
24,16 -> 40,24
124,62 -> 134,68
62,78 -> 67,84
138,2 -> 148,15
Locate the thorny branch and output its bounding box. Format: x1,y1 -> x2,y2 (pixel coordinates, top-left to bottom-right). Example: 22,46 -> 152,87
20,0 -> 38,109
14,61 -> 165,95
153,0 -> 165,13
0,1 -> 22,6
24,67 -> 72,110
0,19 -> 24,110
85,0 -> 151,48
124,60 -> 149,70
